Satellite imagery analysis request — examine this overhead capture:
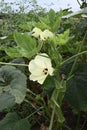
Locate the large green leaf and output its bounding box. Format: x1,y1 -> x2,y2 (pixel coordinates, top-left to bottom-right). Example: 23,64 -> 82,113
0,65 -> 27,111
36,10 -> 62,33
52,10 -> 62,32
0,32 -> 42,59
13,31 -> 42,58
0,112 -> 30,130
50,29 -> 69,46
48,9 -> 56,26
65,63 -> 87,111
56,29 -> 70,45
19,21 -> 36,31
37,17 -> 51,30
0,93 -> 15,112
14,31 -> 36,51
5,46 -> 22,58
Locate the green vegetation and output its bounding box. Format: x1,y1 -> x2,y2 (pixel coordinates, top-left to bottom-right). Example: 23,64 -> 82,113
0,0 -> 87,130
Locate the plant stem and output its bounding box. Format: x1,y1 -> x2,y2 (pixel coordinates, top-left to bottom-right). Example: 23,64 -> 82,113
24,99 -> 37,110
49,81 -> 60,130
77,0 -> 81,6
61,50 -> 87,65
27,88 -> 36,96
68,31 -> 87,77
49,105 -> 56,130
61,31 -> 87,78
0,62 -> 28,67
25,106 -> 44,119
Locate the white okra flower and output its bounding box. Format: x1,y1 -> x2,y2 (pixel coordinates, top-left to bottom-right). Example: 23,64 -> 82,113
31,27 -> 42,38
28,53 -> 54,84
40,29 -> 54,41
31,27 -> 54,41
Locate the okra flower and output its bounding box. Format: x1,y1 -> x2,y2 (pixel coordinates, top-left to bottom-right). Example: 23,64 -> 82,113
40,29 -> 54,41
28,53 -> 54,84
31,27 -> 54,41
32,27 -> 42,38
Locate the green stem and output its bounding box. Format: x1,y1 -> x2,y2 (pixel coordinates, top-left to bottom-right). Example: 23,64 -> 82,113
49,105 -> 56,130
51,40 -> 61,66
68,31 -> 87,77
25,106 -> 44,119
24,99 -> 37,110
49,82 -> 60,130
0,62 -> 28,67
61,50 -> 87,65
27,88 -> 36,96
61,31 -> 87,78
